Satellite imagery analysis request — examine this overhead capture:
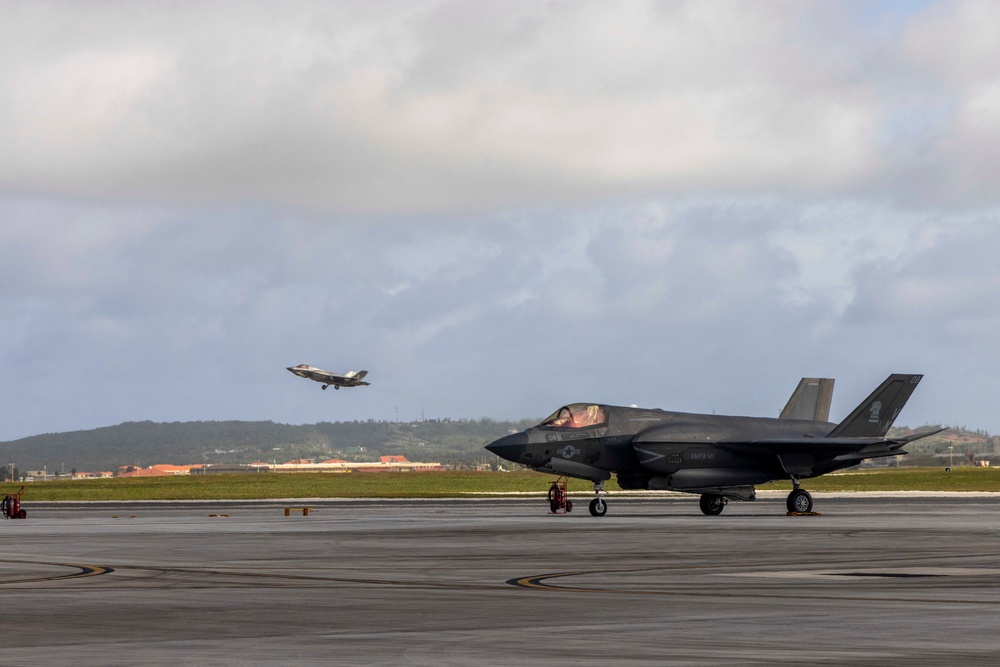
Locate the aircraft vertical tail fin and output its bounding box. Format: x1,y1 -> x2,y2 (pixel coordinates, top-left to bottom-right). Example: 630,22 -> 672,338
779,378 -> 835,422
351,370 -> 368,380
827,374 -> 923,438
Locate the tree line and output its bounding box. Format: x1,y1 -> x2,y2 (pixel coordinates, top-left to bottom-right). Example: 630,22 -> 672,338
0,418 -> 537,474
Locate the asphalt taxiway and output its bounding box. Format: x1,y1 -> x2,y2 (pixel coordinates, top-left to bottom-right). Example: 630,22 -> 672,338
2,495 -> 999,666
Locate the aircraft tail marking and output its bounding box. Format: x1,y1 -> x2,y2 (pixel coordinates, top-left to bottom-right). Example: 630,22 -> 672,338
779,378 -> 835,422
827,374 -> 923,438
346,370 -> 368,380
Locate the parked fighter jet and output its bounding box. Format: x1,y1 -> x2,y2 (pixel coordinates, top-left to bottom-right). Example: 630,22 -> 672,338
485,374 -> 942,516
287,365 -> 370,390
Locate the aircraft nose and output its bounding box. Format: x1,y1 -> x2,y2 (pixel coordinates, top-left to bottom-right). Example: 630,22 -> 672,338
485,431 -> 529,463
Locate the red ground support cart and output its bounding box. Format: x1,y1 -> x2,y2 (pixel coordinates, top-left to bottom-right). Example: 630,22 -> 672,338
1,486 -> 26,519
547,476 -> 573,514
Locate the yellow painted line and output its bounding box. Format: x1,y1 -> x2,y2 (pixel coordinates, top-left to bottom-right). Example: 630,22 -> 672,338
0,559 -> 115,586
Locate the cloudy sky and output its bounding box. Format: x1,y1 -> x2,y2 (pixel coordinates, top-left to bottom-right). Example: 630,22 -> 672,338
2,0 -> 1000,440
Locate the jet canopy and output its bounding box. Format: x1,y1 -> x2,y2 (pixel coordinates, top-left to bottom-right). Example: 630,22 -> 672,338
538,404 -> 608,429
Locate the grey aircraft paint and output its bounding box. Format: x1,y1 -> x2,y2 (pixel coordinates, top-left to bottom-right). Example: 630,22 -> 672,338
286,365 -> 371,390
485,374 -> 943,516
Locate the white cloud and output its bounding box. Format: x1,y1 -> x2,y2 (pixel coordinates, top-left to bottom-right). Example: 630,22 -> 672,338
1,1 -> 996,214
1,196 -> 998,437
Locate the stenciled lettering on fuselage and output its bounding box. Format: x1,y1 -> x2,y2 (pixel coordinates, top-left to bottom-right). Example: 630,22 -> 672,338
545,431 -> 595,442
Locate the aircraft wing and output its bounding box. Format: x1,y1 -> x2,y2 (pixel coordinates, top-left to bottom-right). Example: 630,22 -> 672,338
715,427 -> 947,476
718,427 -> 946,454
727,427 -> 947,450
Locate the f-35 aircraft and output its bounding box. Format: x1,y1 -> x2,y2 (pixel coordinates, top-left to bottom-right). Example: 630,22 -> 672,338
287,365 -> 370,390
485,374 -> 942,516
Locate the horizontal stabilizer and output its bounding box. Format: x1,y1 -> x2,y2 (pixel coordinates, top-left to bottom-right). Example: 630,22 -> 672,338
828,374 -> 923,438
889,426 -> 948,444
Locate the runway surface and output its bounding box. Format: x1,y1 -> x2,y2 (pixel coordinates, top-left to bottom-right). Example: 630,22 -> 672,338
2,495 -> 1000,666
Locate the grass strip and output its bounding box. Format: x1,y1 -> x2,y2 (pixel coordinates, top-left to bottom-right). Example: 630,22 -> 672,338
2,467 -> 998,501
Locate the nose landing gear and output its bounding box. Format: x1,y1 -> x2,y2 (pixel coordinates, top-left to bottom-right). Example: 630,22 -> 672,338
588,480 -> 608,516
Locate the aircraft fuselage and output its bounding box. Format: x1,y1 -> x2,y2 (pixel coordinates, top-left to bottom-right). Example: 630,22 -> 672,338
488,406 -> 837,491
485,375 -> 941,515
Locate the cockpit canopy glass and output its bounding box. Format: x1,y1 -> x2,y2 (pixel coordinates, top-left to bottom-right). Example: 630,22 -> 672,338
538,404 -> 607,429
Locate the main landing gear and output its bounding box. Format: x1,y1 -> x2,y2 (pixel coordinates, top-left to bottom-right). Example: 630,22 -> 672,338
589,480 -> 608,517
699,494 -> 727,516
786,477 -> 814,513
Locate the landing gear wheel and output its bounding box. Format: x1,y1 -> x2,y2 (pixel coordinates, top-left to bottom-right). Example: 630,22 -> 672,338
699,494 -> 726,516
322,385 -> 328,390
589,497 -> 607,517
787,489 -> 813,513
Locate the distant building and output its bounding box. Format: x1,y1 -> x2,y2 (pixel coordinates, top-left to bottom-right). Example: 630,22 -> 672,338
192,464 -> 269,475
149,464 -> 195,475
117,464 -> 202,477
72,471 -> 114,479
109,457 -> 444,476
267,455 -> 444,474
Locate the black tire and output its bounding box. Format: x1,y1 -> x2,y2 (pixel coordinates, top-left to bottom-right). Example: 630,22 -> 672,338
589,497 -> 608,517
699,494 -> 725,516
16,509 -> 25,519
787,489 -> 813,513
550,500 -> 560,513
565,500 -> 573,512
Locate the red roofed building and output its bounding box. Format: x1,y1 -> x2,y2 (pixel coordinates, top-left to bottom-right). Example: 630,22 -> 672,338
118,467 -> 172,478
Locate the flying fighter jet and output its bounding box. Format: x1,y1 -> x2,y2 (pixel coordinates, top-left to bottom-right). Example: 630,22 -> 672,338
287,364 -> 371,390
485,374 -> 943,517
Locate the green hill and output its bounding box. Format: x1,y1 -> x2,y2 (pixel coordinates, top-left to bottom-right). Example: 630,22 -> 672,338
0,418 -> 535,475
